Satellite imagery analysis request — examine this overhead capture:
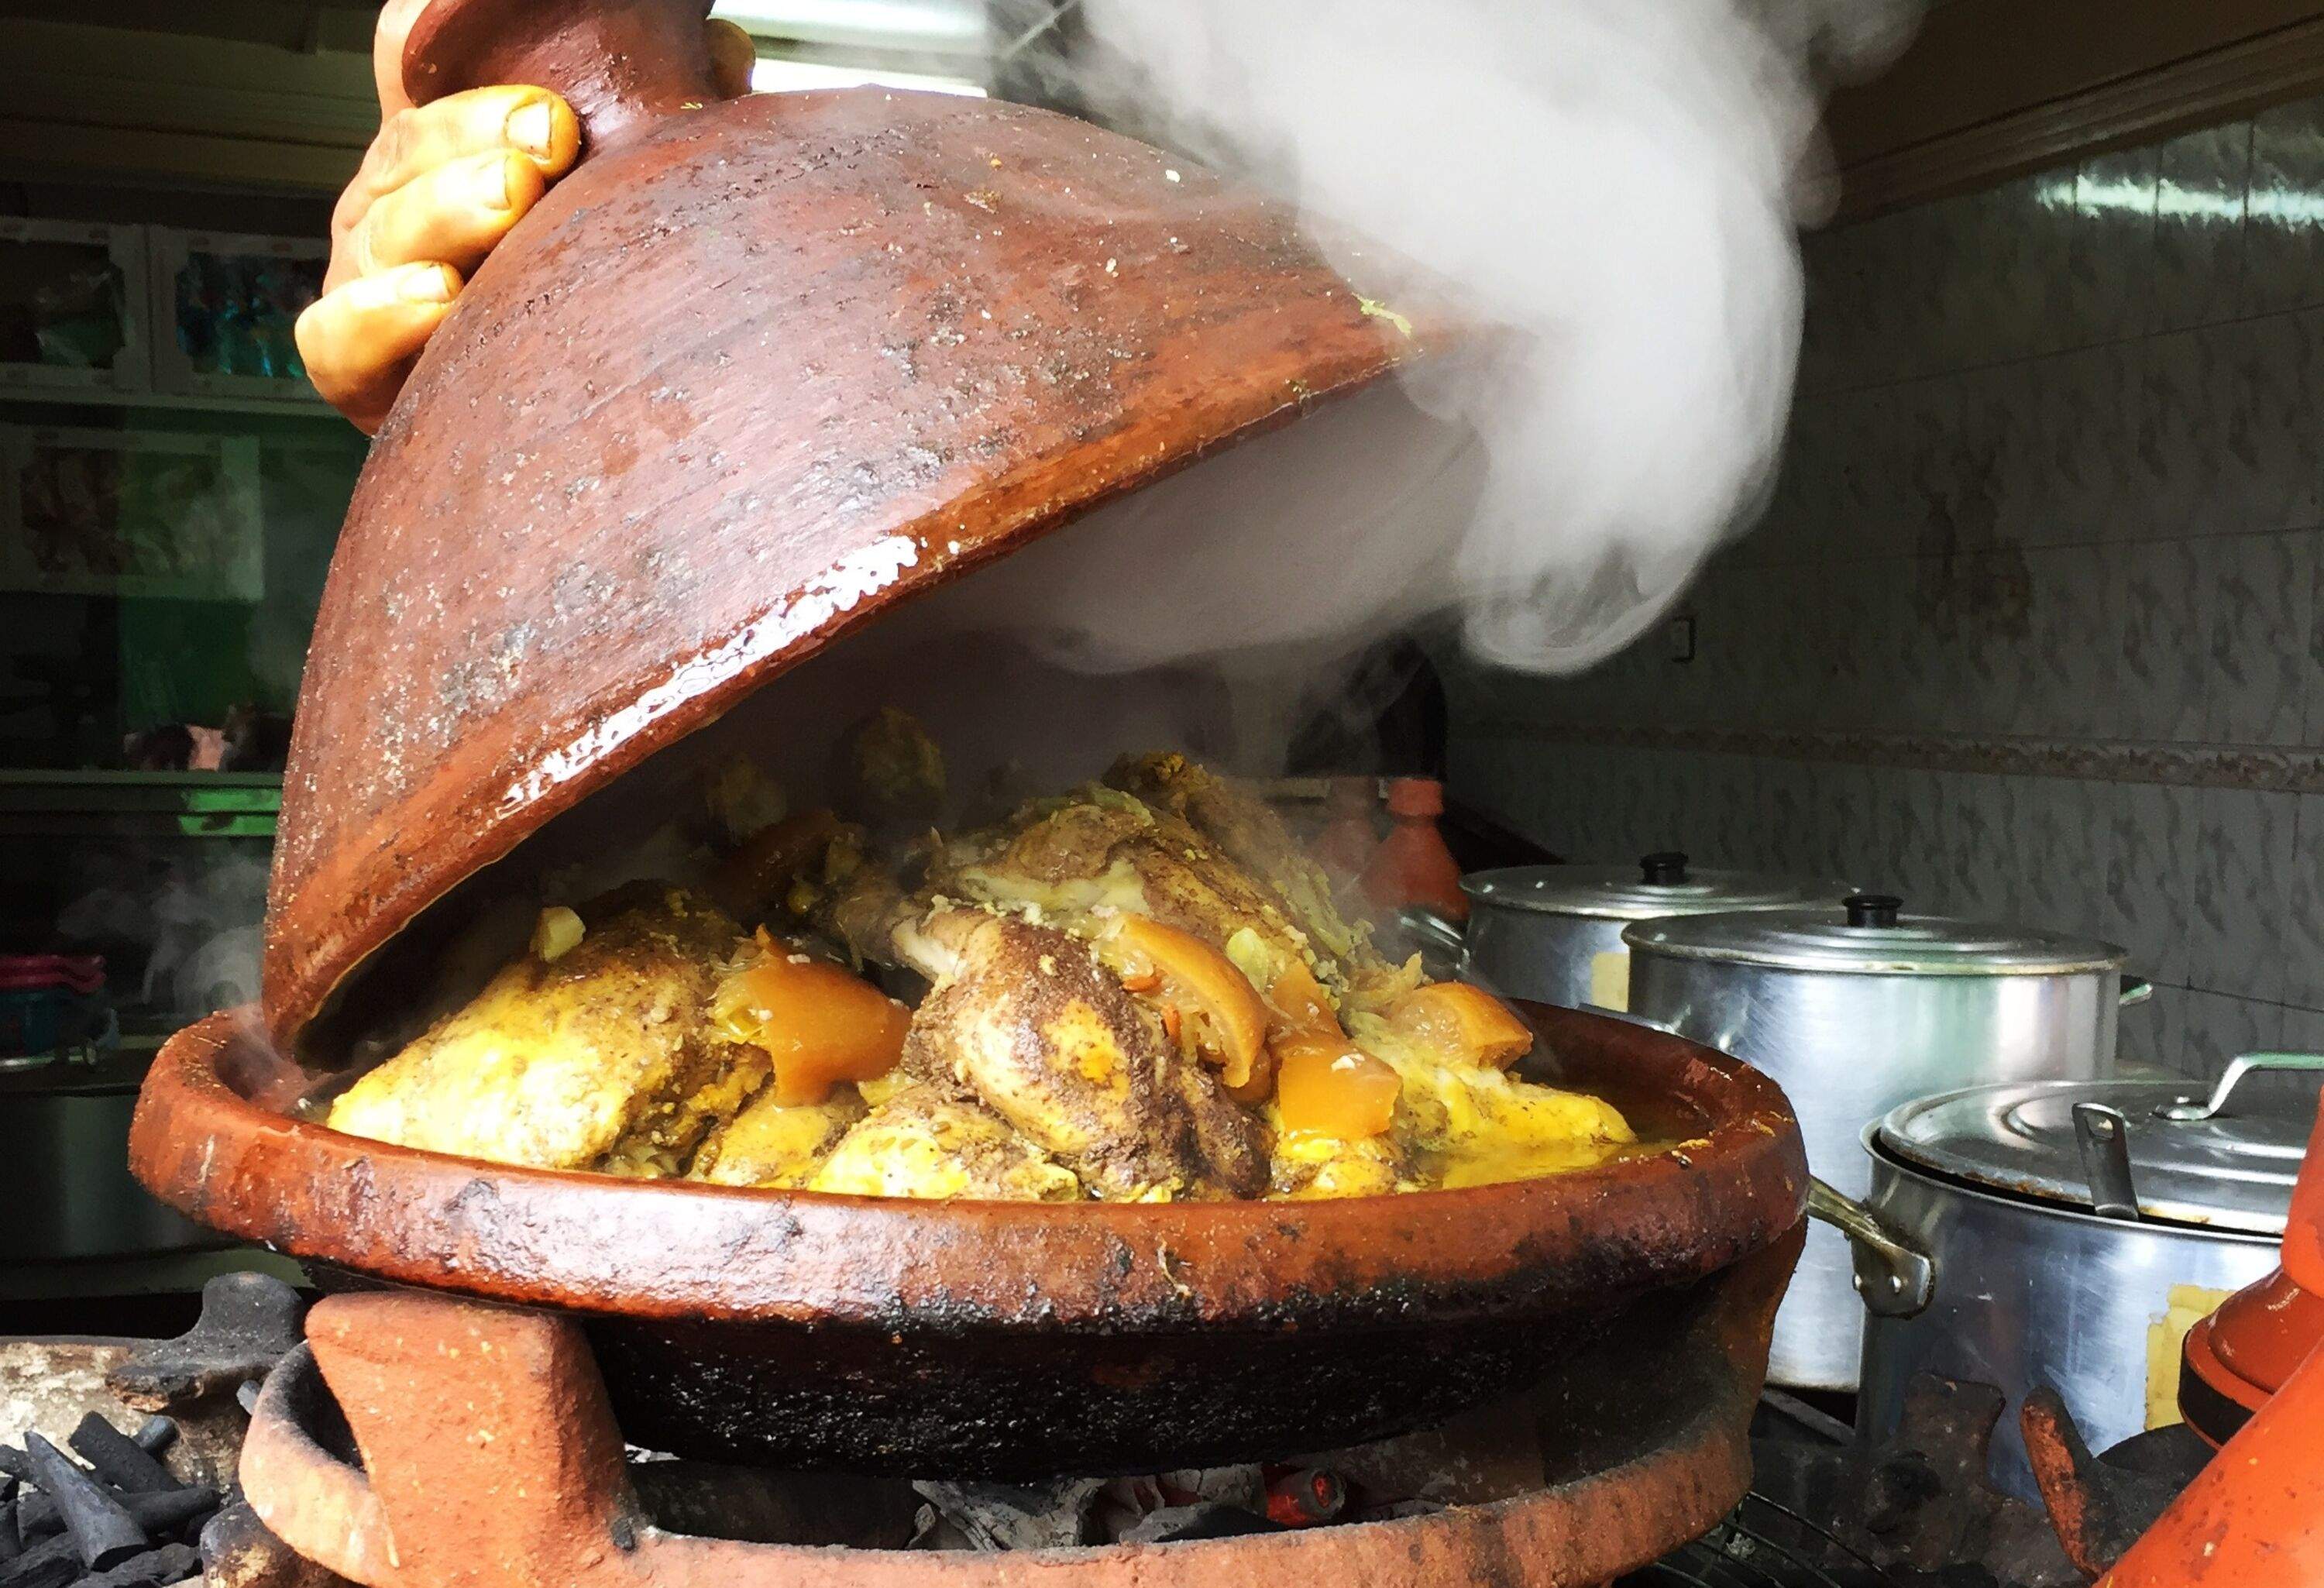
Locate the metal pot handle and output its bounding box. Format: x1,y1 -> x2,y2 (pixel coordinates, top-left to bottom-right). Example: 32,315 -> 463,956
1395,904 -> 1469,963
2118,975 -> 2153,1008
2155,1052 -> 2324,1121
1807,1177 -> 1936,1320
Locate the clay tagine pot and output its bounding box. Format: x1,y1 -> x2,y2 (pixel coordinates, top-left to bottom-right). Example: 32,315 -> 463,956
267,0 -> 1471,1046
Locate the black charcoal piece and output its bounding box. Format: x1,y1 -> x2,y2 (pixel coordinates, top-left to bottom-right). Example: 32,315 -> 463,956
0,1498 -> 16,1562
0,1455 -> 26,1487
0,1533 -> 76,1588
72,1542 -> 199,1588
21,1438 -> 143,1572
18,1487 -> 215,1542
66,1419 -> 177,1497
125,1424 -> 174,1461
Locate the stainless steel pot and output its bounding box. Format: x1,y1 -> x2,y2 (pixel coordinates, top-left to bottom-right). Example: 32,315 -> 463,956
1400,852 -> 1847,1010
1624,893 -> 2146,1392
0,1048 -> 225,1264
1819,1056 -> 2320,1500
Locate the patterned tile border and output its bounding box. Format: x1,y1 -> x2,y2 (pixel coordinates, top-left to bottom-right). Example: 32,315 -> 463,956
1466,720 -> 2324,793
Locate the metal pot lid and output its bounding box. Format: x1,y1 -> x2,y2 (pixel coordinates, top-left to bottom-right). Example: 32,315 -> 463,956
1462,852 -> 1848,921
1874,1060 -> 2322,1233
1622,893 -> 2125,975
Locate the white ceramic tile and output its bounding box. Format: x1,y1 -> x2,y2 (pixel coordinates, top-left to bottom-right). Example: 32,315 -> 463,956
2180,989 -> 2287,1088
2150,121 -> 2252,334
2203,529 -> 2315,746
2112,536 -> 2210,742
2105,781 -> 2199,990
2118,980 -> 2188,1076
2044,342 -> 2147,544
2020,545 -> 2115,740
2243,95 -> 2324,318
2189,787 -> 2298,1004
2285,792 -> 2324,1011
2013,778 -> 2114,942
2137,315 -> 2320,541
2070,146 -> 2161,345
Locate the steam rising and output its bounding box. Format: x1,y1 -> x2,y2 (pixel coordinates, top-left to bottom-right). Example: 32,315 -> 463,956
976,0 -> 1917,675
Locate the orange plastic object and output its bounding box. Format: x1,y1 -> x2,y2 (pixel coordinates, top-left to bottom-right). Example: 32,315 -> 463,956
1387,982 -> 1534,1070
2105,1096 -> 2324,1585
1274,1032 -> 1401,1139
2211,1266 -> 2324,1397
712,951 -> 909,1105
1361,778 -> 1466,920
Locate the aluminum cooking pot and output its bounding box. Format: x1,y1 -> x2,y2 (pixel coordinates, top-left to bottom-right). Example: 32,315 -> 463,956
1820,1055 -> 2321,1500
1401,852 -> 1847,1010
1624,893 -> 2147,1392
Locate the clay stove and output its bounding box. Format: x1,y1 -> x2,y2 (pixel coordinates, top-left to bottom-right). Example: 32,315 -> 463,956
233,1244 -> 1794,1588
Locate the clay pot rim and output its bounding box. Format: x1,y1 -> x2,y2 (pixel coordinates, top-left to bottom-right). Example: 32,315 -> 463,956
132,1002 -> 1807,1331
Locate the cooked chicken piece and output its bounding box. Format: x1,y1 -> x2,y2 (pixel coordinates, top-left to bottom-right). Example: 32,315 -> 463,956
688,1088 -> 867,1188
808,1080 -> 1081,1201
1349,1013 -> 1635,1189
329,887 -> 768,1175
893,906 -> 1268,1201
930,784 -> 1332,995
1269,1127 -> 1413,1200
1105,751 -> 1381,976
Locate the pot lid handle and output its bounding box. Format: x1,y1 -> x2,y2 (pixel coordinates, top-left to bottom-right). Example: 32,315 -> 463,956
1843,892 -> 1903,929
2155,1053 -> 2324,1122
2073,1103 -> 2143,1221
1639,851 -> 1689,885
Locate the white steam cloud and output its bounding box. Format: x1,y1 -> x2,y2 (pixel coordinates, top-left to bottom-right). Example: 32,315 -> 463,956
960,0 -> 1917,677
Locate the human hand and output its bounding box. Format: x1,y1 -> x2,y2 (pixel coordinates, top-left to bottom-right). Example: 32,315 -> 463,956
297,0 -> 755,431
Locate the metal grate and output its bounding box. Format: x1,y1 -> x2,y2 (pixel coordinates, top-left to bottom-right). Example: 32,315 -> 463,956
1618,1493 -> 1916,1588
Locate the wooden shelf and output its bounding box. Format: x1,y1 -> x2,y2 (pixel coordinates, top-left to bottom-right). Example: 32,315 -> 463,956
0,383 -> 344,422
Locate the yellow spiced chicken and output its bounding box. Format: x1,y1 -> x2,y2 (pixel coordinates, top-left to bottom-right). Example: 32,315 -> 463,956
327,732 -> 1639,1201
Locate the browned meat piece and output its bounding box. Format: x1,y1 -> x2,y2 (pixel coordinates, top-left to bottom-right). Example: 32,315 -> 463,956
1105,750 -> 1383,976
892,907 -> 1267,1201
928,785 -> 1330,992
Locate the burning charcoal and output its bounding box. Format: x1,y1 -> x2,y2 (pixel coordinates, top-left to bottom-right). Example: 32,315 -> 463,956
1116,1503 -> 1287,1544
105,1274 -> 305,1414
19,1487 -> 217,1542
21,1438 -> 143,1572
71,1542 -> 200,1588
0,1535 -> 77,1588
67,1418 -> 178,1496
125,1424 -> 174,1461
1263,1467 -> 1346,1527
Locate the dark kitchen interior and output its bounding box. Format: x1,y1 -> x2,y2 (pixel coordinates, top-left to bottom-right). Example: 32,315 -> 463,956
3,2 -> 2322,1586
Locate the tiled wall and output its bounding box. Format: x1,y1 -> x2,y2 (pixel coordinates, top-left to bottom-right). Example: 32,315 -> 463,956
1446,98 -> 2324,1097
